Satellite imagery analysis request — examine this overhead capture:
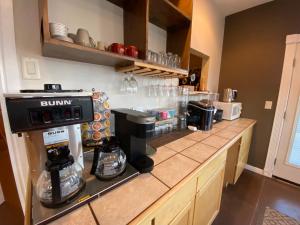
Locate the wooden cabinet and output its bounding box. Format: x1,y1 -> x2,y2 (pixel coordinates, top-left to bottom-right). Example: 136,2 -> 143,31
132,151 -> 227,225
234,126 -> 253,183
193,167 -> 225,225
223,139 -> 241,187
224,126 -> 254,186
169,199 -> 194,225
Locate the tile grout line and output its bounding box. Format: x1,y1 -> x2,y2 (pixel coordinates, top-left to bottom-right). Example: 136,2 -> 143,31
88,203 -> 101,225
152,152 -> 181,167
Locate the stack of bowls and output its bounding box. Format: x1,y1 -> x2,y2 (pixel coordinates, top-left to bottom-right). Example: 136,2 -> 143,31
49,22 -> 73,43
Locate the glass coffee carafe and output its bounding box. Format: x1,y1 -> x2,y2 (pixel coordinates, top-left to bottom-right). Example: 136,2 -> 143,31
36,145 -> 85,207
91,137 -> 126,180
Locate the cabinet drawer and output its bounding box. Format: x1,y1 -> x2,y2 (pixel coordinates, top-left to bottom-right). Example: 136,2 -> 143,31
133,177 -> 197,225
197,150 -> 227,192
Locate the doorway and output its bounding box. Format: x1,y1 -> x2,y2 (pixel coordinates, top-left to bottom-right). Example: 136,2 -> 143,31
273,44 -> 300,184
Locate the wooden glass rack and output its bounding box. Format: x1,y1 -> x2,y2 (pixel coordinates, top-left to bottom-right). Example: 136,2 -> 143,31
116,61 -> 188,78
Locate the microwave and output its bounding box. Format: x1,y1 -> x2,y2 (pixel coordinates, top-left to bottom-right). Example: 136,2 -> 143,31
213,102 -> 242,120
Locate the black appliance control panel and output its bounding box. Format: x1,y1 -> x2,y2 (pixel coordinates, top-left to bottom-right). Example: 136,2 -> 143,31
6,96 -> 94,133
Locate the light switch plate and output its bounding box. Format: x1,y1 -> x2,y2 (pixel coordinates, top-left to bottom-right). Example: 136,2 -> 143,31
265,101 -> 273,110
22,57 -> 41,80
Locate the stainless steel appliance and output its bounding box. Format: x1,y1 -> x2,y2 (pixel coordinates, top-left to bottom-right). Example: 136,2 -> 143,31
112,109 -> 156,173
213,101 -> 242,120
223,88 -> 238,102
4,85 -> 139,225
187,100 -> 215,131
5,92 -> 94,207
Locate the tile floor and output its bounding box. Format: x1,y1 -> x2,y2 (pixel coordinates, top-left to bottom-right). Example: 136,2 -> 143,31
213,170 -> 300,225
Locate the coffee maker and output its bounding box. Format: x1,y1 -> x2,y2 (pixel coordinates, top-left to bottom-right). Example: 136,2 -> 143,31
5,91 -> 94,207
187,100 -> 215,131
112,109 -> 156,173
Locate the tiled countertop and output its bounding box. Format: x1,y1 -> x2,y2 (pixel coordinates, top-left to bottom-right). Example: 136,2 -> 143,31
50,118 -> 256,225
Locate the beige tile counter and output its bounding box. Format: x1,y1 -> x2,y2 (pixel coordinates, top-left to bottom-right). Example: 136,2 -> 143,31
151,154 -> 200,188
90,174 -> 169,225
48,205 -> 97,225
49,118 -> 255,225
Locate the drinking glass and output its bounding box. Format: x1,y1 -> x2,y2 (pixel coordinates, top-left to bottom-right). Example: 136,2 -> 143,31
146,50 -> 153,62
129,74 -> 138,94
158,79 -> 165,97
176,55 -> 182,68
152,52 -> 159,64
167,52 -> 173,67
160,52 -> 167,66
120,76 -> 130,94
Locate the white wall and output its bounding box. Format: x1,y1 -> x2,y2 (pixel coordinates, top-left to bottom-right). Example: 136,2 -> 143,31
191,0 -> 225,92
0,0 -> 28,211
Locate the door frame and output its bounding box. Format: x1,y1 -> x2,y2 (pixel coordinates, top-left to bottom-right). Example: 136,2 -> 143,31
0,0 -> 29,211
264,34 -> 300,177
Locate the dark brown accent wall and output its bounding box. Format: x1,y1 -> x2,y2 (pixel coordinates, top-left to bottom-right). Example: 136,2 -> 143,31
218,0 -> 300,169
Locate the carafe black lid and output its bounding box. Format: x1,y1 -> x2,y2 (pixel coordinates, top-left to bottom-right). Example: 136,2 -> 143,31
45,155 -> 74,171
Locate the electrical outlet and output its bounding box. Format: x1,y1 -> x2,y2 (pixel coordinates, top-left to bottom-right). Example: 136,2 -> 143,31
265,101 -> 273,110
22,57 -> 41,80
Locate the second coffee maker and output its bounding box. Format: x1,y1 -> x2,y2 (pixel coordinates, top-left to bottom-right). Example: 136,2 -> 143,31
112,109 -> 156,173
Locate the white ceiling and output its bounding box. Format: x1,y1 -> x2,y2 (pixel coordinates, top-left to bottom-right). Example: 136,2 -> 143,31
213,0 -> 274,16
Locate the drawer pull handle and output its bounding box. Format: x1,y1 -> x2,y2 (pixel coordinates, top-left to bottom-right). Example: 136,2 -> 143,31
151,218 -> 155,225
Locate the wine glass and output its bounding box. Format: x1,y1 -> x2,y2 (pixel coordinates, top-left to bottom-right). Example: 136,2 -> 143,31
128,73 -> 138,94
120,76 -> 130,94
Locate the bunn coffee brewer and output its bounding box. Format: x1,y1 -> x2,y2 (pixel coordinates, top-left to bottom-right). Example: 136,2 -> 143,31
5,90 -> 94,208
112,109 -> 156,173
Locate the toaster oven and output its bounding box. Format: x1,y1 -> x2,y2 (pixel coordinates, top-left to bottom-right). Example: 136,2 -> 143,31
213,102 -> 242,120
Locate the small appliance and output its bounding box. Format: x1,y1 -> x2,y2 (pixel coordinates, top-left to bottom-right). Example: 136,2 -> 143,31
213,101 -> 242,120
5,89 -> 94,207
223,88 -> 238,102
187,100 -> 215,131
4,85 -> 140,225
112,109 -> 156,173
213,109 -> 223,123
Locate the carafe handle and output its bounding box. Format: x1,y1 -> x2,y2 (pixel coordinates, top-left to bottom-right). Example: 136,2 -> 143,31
90,146 -> 100,175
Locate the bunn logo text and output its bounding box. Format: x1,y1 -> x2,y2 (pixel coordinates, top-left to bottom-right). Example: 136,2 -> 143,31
40,100 -> 73,107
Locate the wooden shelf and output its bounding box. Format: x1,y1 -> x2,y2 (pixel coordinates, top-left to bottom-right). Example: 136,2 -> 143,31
39,0 -> 192,75
42,38 -> 138,67
116,61 -> 188,78
149,0 -> 191,30
42,38 -> 187,78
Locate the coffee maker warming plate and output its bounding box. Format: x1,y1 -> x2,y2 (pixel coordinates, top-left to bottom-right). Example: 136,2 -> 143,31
31,151 -> 139,225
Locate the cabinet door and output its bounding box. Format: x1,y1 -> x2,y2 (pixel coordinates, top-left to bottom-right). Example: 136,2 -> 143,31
169,200 -> 194,225
193,167 -> 225,225
223,139 -> 241,187
234,127 -> 253,183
